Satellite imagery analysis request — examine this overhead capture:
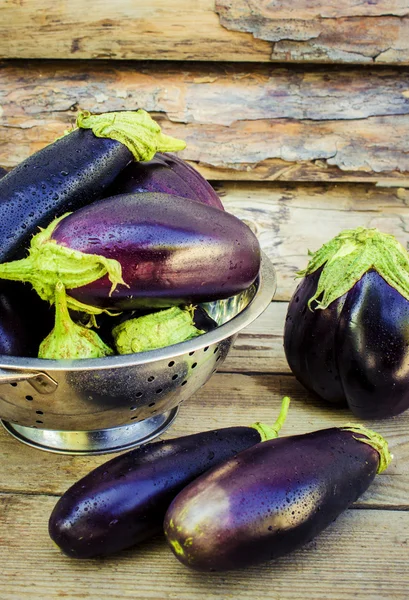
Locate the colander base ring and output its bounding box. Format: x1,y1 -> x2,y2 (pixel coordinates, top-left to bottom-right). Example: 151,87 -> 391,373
1,407 -> 179,455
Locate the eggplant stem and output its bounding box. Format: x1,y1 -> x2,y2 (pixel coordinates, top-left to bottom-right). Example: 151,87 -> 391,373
341,423 -> 392,474
251,396 -> 291,442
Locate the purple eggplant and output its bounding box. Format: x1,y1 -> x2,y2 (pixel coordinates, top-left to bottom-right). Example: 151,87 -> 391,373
0,192 -> 260,313
0,281 -> 53,356
48,399 -> 289,558
284,227 -> 409,419
106,152 -> 224,210
0,110 -> 185,262
164,424 -> 391,572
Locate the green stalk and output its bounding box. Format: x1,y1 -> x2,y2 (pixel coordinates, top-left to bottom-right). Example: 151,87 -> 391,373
38,281 -> 114,359
251,396 -> 291,442
341,423 -> 392,474
76,109 -> 186,161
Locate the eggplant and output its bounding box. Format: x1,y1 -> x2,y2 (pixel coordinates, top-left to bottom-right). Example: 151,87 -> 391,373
0,281 -> 53,356
48,398 -> 290,558
0,192 -> 261,313
106,152 -> 224,210
284,227 -> 409,419
0,110 -> 185,262
164,423 -> 391,572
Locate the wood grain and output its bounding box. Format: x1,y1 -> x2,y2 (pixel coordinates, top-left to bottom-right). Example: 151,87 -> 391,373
217,0 -> 409,64
1,61 -> 408,181
0,493 -> 407,600
1,0 -> 409,65
222,182 -> 409,300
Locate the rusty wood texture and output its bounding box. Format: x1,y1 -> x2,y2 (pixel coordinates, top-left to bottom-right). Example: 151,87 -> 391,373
1,60 -> 409,182
216,0 -> 409,65
1,0 -> 409,65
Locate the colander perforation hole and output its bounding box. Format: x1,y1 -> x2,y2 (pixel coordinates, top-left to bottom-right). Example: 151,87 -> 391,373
172,374 -> 179,380
213,346 -> 219,354
130,406 -> 137,411
36,410 -> 43,415
135,392 -> 143,398
181,380 -> 187,386
216,356 -> 221,362
189,351 -> 195,356
168,361 -> 175,367
25,395 -> 33,401
203,346 -> 209,352
131,415 -> 138,420
147,376 -> 155,382
36,420 -> 43,424
10,383 -> 17,387
191,362 -> 197,369
149,402 -> 155,407
155,388 -> 163,394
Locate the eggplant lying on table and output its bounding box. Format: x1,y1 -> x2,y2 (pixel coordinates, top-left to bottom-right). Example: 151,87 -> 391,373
164,423 -> 392,571
284,227 -> 409,419
0,192 -> 261,313
49,399 -> 290,558
0,110 -> 185,262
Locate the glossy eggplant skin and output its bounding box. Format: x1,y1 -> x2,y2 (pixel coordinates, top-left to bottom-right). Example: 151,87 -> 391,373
54,192 -> 261,310
0,282 -> 53,357
0,128 -> 132,262
49,426 -> 261,559
284,269 -> 409,419
106,152 -> 224,210
164,428 -> 379,572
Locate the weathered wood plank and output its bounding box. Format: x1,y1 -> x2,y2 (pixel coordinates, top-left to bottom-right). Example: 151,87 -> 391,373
217,0 -> 409,64
222,182 -> 409,300
0,494 -> 408,599
1,0 -> 409,65
0,374 -> 407,508
0,1 -> 271,62
1,61 -> 408,181
221,301 -> 289,373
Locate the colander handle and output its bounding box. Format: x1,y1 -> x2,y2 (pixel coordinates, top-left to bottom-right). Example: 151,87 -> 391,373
0,368 -> 58,394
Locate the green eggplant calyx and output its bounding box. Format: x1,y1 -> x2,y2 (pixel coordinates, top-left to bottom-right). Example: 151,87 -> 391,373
76,109 -> 186,161
112,306 -> 205,355
38,281 -> 114,359
0,214 -> 127,314
341,423 -> 392,474
251,396 -> 291,442
297,227 -> 409,310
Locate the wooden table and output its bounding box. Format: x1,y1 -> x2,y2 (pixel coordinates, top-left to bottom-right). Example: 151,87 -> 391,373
1,2 -> 409,598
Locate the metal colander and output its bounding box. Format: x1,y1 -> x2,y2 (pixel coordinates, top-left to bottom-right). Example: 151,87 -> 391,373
0,253 -> 276,454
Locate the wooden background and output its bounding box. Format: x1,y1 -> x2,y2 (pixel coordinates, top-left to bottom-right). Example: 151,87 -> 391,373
0,2 -> 409,599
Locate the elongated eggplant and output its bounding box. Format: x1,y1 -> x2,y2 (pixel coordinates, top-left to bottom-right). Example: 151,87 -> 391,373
164,423 -> 391,571
284,227 -> 409,419
0,281 -> 53,356
0,110 -> 185,262
0,192 -> 261,313
49,399 -> 290,558
106,152 -> 224,210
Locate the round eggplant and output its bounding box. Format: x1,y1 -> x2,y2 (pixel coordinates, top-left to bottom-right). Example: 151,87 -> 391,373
0,192 -> 260,313
49,399 -> 290,558
284,227 -> 409,419
164,424 -> 391,572
106,152 -> 224,210
0,110 -> 185,262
